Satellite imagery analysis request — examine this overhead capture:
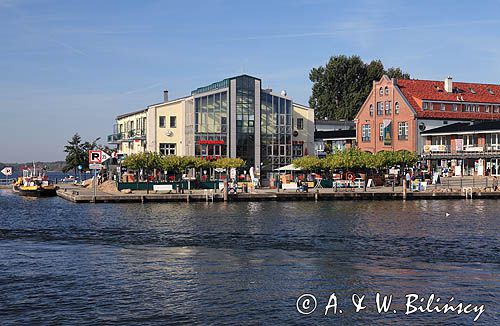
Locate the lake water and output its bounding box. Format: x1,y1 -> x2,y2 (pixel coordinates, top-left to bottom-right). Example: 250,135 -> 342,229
0,190 -> 498,325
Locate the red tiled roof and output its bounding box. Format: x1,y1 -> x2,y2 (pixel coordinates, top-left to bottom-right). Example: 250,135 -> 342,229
397,79 -> 500,120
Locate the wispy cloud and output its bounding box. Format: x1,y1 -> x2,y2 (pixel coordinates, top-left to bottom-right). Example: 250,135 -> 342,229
3,3 -> 89,56
227,19 -> 500,41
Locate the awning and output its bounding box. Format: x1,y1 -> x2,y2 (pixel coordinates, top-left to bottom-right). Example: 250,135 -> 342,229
275,164 -> 302,171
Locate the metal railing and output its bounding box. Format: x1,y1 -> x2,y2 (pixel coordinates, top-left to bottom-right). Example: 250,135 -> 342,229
422,145 -> 500,158
0,178 -> 15,185
107,129 -> 146,143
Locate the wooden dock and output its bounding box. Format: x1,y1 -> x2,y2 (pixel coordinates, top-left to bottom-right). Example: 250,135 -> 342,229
56,187 -> 500,203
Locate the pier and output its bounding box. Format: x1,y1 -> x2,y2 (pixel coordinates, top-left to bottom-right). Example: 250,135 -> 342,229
56,185 -> 500,203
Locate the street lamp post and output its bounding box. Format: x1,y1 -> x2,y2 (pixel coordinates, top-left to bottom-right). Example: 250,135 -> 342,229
402,151 -> 407,199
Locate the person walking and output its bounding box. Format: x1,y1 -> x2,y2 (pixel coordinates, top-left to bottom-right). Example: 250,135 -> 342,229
405,170 -> 411,190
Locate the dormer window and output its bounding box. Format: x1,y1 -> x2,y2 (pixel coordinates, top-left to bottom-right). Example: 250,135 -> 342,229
379,87 -> 383,96
469,88 -> 476,94
487,88 -> 495,95
385,86 -> 389,95
423,102 -> 433,110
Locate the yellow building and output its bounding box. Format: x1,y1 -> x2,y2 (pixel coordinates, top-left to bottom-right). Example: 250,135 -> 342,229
108,74 -> 314,176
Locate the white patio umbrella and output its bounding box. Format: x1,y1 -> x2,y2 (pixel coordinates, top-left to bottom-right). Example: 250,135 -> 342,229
275,164 -> 302,171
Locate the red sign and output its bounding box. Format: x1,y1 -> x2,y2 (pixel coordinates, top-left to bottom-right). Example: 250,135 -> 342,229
198,140 -> 224,145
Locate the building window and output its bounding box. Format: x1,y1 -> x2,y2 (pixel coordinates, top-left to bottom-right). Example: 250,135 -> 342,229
159,143 -> 176,155
369,104 -> 374,116
379,123 -> 384,141
452,104 -> 458,112
423,102 -> 433,110
377,102 -> 383,115
395,102 -> 400,114
362,124 -> 371,142
385,101 -> 391,115
170,116 -> 177,128
398,122 -> 408,140
292,144 -> 303,157
486,105 -> 491,113
379,87 -> 383,95
159,116 -> 166,128
472,105 -> 476,112
385,86 -> 389,95
465,104 -> 471,112
440,103 -> 446,111
297,118 -> 304,130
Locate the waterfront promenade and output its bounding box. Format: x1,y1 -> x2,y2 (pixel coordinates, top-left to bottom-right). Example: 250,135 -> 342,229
56,176 -> 500,203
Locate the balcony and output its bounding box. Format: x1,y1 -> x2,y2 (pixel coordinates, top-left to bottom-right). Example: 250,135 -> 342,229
126,129 -> 146,139
108,129 -> 146,144
107,133 -> 123,144
422,144 -> 500,159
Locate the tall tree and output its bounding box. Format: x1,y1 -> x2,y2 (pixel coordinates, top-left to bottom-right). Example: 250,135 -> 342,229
309,55 -> 410,120
63,134 -> 86,175
385,67 -> 411,80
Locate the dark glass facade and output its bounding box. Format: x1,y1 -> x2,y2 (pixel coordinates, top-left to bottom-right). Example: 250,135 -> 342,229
194,91 -> 228,158
261,91 -> 292,171
192,75 -> 293,172
235,76 -> 256,167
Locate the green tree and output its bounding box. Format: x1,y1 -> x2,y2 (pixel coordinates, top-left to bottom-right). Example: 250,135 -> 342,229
386,67 -> 411,80
292,156 -> 323,171
123,152 -> 163,193
215,157 -> 245,169
63,134 -> 86,175
309,55 -> 410,120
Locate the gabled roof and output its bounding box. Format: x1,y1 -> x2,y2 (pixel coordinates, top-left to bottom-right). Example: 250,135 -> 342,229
421,121 -> 500,135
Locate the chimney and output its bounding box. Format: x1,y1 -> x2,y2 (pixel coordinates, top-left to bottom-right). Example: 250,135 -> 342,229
163,90 -> 169,102
444,76 -> 453,93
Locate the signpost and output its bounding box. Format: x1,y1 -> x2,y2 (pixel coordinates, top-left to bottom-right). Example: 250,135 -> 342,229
88,150 -> 110,203
1,167 -> 13,185
1,167 -> 12,176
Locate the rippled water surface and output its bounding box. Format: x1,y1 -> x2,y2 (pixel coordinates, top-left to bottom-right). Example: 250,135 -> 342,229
0,189 -> 498,325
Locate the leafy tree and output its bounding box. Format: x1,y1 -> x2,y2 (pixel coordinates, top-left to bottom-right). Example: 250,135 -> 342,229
214,157 -> 245,169
292,156 -> 323,171
386,67 -> 411,80
309,55 -> 410,120
123,152 -> 163,193
63,134 -> 86,175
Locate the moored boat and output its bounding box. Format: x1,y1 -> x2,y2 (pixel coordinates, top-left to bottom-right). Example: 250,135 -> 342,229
12,164 -> 58,197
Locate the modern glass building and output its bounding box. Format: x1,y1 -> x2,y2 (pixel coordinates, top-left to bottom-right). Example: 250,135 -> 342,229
109,74 -> 314,178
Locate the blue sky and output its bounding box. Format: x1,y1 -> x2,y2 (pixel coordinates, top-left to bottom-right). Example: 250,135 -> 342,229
1,0 -> 500,162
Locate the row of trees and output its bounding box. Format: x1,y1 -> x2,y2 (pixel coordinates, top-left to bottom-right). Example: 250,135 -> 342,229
309,55 -> 410,120
122,152 -> 245,175
292,148 -> 417,171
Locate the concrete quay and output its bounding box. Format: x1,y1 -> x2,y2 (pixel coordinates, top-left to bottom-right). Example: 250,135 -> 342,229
56,185 -> 500,203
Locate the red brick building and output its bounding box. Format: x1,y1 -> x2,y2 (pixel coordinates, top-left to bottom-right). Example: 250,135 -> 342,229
355,75 -> 500,155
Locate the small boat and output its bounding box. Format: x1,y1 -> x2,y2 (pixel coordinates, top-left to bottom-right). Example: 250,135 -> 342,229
12,164 -> 58,197
61,175 -> 76,183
